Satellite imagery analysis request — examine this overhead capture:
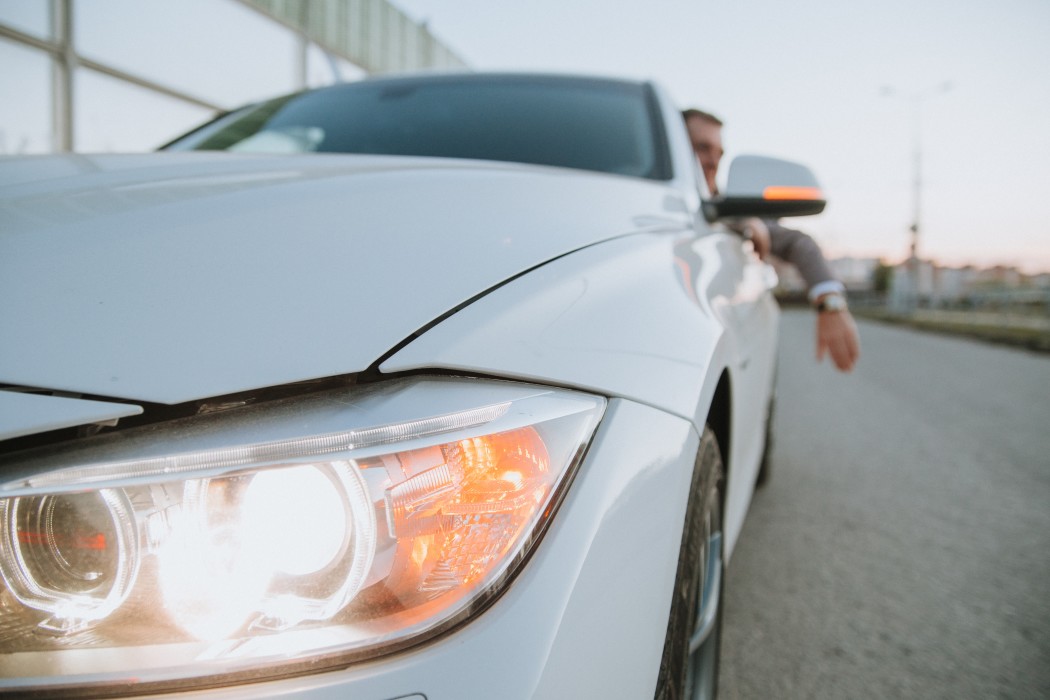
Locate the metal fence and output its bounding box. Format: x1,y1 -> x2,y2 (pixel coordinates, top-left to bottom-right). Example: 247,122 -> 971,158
247,0 -> 467,74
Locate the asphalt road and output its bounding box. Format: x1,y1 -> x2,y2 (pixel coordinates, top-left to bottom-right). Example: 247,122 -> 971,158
719,309 -> 1050,699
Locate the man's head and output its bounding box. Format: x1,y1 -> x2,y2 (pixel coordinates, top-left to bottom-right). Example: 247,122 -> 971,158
682,108 -> 724,194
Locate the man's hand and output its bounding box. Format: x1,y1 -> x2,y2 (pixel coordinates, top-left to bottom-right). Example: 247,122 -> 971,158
726,217 -> 772,259
816,309 -> 861,372
740,218 -> 771,259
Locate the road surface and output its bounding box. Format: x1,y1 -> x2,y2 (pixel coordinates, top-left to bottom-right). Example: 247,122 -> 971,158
719,309 -> 1050,699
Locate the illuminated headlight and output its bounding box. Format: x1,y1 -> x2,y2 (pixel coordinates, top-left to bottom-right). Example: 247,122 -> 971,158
0,378 -> 604,693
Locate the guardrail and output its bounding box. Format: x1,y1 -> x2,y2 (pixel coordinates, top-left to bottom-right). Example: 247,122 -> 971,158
775,291 -> 1050,352
850,306 -> 1050,353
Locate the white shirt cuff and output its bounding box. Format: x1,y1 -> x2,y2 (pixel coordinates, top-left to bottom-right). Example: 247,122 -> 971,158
807,280 -> 846,303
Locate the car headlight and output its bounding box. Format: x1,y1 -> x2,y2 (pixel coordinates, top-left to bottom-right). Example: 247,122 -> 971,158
0,377 -> 604,694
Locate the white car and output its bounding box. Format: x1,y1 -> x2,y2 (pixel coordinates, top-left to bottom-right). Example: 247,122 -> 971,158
0,74 -> 825,699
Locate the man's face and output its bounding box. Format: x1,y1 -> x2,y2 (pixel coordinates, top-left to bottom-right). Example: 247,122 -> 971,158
685,116 -> 723,194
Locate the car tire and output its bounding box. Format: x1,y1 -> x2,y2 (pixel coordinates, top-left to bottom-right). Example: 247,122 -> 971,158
655,425 -> 724,700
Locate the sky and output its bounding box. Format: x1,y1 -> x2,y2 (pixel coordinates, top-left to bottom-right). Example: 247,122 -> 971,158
392,0 -> 1050,273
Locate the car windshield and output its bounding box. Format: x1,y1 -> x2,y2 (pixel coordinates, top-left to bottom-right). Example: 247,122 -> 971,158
164,75 -> 672,180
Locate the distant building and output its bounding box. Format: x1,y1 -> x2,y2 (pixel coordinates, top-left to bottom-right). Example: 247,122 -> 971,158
828,257 -> 879,292
886,257 -> 1049,312
933,266 -> 972,303
977,266 -> 1023,288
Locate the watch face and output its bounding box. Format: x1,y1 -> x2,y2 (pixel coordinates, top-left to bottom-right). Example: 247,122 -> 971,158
820,294 -> 847,312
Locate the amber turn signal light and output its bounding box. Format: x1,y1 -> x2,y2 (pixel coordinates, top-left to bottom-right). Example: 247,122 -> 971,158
762,186 -> 824,200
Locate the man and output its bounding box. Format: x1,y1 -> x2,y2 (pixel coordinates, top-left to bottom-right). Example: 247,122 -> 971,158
683,108 -> 861,372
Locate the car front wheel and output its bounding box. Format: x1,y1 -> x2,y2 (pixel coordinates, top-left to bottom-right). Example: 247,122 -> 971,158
655,425 -> 725,700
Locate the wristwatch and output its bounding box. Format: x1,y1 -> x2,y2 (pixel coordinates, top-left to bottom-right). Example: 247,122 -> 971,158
816,292 -> 848,313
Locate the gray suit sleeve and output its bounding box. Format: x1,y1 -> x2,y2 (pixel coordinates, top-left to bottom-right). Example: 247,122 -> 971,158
765,220 -> 838,290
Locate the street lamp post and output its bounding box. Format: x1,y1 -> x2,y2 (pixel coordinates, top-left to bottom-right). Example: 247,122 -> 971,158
882,82 -> 953,312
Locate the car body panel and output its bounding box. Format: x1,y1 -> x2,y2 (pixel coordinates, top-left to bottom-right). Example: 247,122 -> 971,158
0,73 -> 791,698
0,153 -> 689,405
383,230 -> 778,556
0,391 -> 142,441
382,233 -> 718,420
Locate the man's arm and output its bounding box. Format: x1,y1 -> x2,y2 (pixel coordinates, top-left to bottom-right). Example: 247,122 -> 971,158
764,220 -> 839,297
741,218 -> 861,372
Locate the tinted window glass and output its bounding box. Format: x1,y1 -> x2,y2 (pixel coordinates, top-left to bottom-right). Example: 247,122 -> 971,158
166,76 -> 671,180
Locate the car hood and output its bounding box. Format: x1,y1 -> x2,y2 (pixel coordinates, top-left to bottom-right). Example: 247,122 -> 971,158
1,153 -> 690,406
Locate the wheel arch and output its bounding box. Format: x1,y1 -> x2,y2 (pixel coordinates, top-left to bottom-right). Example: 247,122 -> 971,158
703,369 -> 732,491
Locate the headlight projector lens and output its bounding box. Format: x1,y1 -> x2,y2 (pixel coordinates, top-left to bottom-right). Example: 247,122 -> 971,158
0,489 -> 140,632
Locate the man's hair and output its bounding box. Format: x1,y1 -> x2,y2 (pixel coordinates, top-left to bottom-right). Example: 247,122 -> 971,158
681,108 -> 723,126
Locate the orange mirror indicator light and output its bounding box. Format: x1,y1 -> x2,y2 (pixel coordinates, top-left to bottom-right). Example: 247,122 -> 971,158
762,186 -> 824,200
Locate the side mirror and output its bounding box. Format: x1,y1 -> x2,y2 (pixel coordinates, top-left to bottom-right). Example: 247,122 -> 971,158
702,155 -> 826,222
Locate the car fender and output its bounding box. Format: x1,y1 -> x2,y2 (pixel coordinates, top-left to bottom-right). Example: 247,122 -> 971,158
381,230 -> 773,556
